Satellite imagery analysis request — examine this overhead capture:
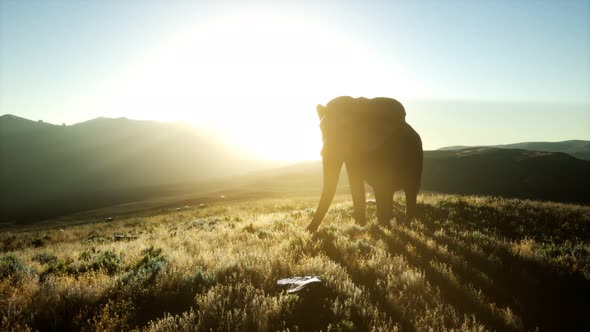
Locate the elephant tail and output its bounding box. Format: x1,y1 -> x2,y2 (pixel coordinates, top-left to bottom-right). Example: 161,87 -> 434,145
417,135 -> 424,188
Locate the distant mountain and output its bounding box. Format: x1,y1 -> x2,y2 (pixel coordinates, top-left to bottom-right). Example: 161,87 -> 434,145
438,145 -> 470,151
2,115 -> 589,224
438,140 -> 590,161
0,115 -> 274,222
0,114 -> 56,135
422,148 -> 590,203
241,147 -> 590,204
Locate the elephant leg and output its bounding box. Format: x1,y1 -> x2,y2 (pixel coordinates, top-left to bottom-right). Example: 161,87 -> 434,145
404,187 -> 418,223
346,164 -> 366,226
374,186 -> 394,227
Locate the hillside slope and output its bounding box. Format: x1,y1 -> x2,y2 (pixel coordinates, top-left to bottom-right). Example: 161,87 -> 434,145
0,115 -> 271,222
422,148 -> 590,202
1,194 -> 589,331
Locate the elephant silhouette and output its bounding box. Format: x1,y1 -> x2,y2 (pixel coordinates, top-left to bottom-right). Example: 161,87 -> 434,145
307,96 -> 423,232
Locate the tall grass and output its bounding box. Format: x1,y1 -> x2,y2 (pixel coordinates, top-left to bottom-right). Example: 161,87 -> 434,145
1,194 -> 589,331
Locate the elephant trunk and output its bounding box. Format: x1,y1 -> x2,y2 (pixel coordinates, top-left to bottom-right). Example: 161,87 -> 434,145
307,157 -> 343,232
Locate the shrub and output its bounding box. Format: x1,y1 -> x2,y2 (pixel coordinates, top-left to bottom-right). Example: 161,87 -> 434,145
40,259 -> 73,280
83,299 -> 135,332
119,246 -> 167,286
0,254 -> 27,280
32,252 -> 58,265
185,218 -> 218,231
39,249 -> 123,280
76,248 -> 124,275
31,238 -> 45,248
243,223 -> 257,233
350,239 -> 373,257
194,279 -> 296,331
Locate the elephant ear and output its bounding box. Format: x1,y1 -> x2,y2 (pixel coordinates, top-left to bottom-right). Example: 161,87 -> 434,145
317,104 -> 327,120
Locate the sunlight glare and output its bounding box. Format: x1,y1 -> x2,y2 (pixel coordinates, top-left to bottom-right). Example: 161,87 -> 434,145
93,7 -> 421,161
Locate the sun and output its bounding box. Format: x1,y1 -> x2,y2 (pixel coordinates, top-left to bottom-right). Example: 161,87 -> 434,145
93,7 -> 420,161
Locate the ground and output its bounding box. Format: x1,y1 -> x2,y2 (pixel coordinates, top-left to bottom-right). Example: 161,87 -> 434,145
1,193 -> 589,331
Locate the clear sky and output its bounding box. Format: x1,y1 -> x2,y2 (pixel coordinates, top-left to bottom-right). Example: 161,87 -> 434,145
1,1 -> 589,160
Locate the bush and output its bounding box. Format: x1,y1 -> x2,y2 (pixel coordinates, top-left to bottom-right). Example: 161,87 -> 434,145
194,279 -> 296,331
83,299 -> 135,332
39,249 -> 123,280
0,254 -> 27,280
350,239 -> 373,256
32,252 -> 58,265
80,250 -> 123,275
40,259 -> 73,280
119,246 -> 167,286
31,238 -> 45,248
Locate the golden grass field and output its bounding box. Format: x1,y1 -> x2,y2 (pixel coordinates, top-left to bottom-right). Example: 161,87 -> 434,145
1,193 -> 589,331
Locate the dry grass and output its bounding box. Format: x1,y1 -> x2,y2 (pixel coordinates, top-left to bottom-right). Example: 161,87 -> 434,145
1,194 -> 589,331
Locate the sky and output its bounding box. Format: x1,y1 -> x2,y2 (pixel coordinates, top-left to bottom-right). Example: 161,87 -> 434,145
1,1 -> 589,161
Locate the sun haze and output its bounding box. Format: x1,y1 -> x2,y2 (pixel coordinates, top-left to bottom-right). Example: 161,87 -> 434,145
72,6 -> 419,161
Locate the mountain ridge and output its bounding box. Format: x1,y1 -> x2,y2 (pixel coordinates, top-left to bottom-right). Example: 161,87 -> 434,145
438,140 -> 590,161
0,115 -> 274,222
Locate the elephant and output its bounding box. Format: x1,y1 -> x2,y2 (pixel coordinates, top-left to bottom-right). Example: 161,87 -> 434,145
306,96 -> 423,232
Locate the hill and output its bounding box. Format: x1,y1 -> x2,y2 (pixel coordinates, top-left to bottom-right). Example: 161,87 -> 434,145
439,140 -> 590,161
1,194 -> 589,331
244,147 -> 590,204
422,147 -> 590,202
0,115 -> 274,222
2,115 -> 589,224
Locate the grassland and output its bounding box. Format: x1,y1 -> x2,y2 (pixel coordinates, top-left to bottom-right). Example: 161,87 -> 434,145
1,193 -> 589,331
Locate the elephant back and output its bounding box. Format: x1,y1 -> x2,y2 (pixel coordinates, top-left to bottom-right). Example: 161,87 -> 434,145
324,96 -> 408,153
325,96 -> 405,125
368,97 -> 406,123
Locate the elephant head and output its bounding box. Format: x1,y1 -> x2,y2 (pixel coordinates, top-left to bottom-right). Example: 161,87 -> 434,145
307,96 -> 406,232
